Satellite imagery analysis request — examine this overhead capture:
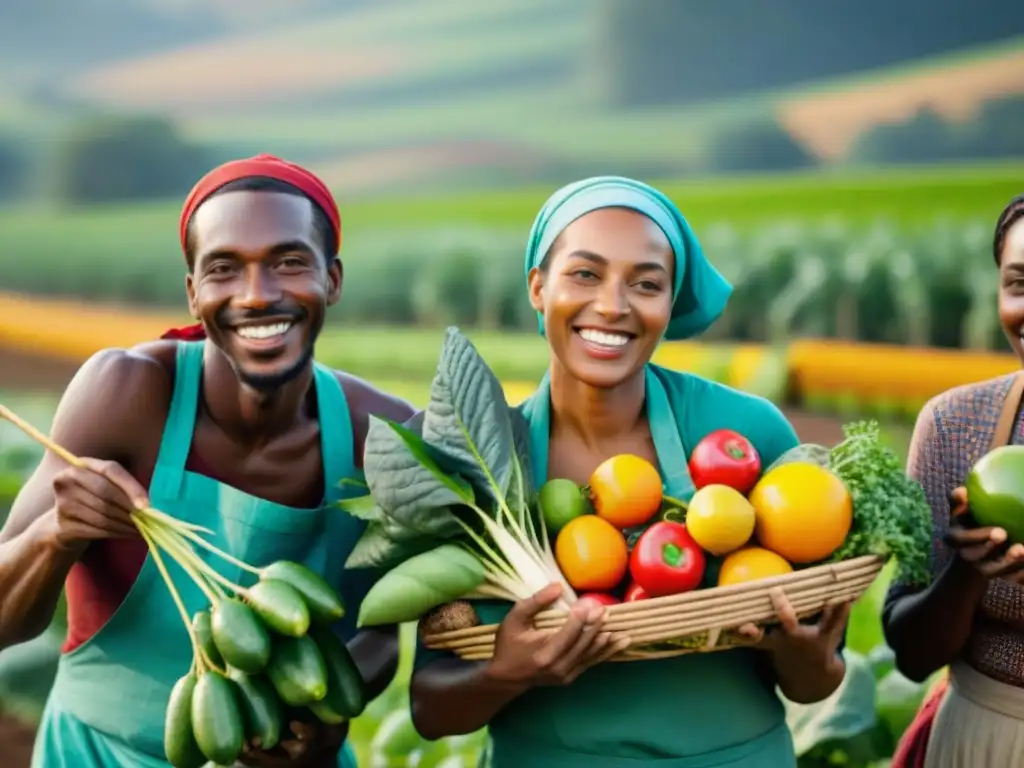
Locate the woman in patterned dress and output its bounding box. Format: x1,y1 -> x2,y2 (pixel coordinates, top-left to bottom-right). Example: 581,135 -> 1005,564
883,194 -> 1024,768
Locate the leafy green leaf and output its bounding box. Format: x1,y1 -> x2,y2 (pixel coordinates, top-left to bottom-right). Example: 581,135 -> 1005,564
337,494 -> 382,522
363,416 -> 471,540
357,544 -> 486,627
506,408 -> 535,516
781,649 -> 877,757
422,327 -> 515,506
345,521 -> 441,571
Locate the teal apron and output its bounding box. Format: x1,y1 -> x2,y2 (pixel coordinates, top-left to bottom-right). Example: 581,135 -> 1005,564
32,340 -> 373,767
478,368 -> 796,768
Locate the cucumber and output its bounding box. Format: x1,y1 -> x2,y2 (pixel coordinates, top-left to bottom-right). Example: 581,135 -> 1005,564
164,672 -> 206,768
191,672 -> 245,766
211,599 -> 271,674
191,610 -> 224,669
227,666 -> 283,751
247,580 -> 311,638
260,561 -> 345,625
307,625 -> 367,723
266,634 -> 328,707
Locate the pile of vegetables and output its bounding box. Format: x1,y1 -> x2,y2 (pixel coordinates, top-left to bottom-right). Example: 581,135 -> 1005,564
0,406 -> 368,768
151,528 -> 367,768
342,328 -> 934,643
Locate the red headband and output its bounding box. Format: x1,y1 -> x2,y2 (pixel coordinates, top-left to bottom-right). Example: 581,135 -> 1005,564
177,153 -> 341,256
166,154 -> 341,342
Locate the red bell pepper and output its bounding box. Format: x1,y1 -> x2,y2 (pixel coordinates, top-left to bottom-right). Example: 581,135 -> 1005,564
629,521 -> 706,597
623,582 -> 648,602
578,592 -> 620,607
688,429 -> 761,494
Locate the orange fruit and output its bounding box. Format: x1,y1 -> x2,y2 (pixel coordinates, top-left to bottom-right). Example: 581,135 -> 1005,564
748,462 -> 852,564
555,515 -> 629,591
589,454 -> 663,529
685,484 -> 756,555
717,547 -> 793,586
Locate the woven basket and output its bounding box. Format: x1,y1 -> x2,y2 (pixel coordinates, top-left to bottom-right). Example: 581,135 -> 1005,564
421,554 -> 885,662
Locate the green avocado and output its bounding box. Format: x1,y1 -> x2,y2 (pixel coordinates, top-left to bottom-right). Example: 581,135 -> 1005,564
965,445 -> 1024,544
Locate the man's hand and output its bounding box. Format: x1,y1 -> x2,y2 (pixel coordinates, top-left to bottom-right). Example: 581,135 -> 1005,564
239,717 -> 348,767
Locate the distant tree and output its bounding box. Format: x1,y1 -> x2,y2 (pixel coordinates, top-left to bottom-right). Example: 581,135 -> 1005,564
846,108 -> 957,165
703,118 -> 817,173
50,114 -> 212,205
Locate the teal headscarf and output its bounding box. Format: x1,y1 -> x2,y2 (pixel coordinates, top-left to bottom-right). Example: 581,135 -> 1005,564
524,175 -> 732,340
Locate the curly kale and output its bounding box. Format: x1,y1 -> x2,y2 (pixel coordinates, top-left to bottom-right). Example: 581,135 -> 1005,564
827,420 -> 933,587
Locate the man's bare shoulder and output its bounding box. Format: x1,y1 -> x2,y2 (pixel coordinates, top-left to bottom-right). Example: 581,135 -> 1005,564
48,344 -> 176,455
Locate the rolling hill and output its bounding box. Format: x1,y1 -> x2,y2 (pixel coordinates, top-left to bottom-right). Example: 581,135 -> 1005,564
2,0 -> 1022,191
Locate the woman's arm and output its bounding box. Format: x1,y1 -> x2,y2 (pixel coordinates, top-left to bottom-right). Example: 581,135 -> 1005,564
410,658 -> 530,740
881,400 -> 989,682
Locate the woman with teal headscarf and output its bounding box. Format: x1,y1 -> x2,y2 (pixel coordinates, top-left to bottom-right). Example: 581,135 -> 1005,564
409,176 -> 851,767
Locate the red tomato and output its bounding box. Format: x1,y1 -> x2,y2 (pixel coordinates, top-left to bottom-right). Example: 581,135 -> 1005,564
688,429 -> 761,495
578,592 -> 620,607
629,521 -> 706,597
623,582 -> 648,602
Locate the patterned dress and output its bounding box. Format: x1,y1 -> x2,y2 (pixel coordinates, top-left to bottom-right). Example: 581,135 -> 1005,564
883,372 -> 1024,686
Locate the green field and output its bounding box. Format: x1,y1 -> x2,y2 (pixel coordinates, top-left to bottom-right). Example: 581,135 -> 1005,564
2,163 -> 1020,358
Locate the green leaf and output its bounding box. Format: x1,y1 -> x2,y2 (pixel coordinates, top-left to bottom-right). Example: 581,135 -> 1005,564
506,408 -> 535,515
345,521 -> 440,571
363,416 -> 471,540
357,544 -> 486,627
336,494 -> 382,522
422,327 -> 515,506
781,649 -> 878,757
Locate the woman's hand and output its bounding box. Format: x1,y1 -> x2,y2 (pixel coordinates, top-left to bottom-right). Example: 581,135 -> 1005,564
239,717 -> 347,767
737,588 -> 850,703
944,486 -> 1024,581
484,583 -> 630,689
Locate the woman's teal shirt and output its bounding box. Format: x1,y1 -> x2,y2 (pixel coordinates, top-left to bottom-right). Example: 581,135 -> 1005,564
414,364 -> 808,768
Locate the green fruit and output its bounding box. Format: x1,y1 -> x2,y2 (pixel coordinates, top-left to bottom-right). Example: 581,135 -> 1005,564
227,667 -> 283,751
306,625 -> 367,723
164,672 -> 206,768
211,599 -> 271,674
260,561 -> 345,625
965,445 -> 1024,543
266,635 -> 329,707
248,580 -> 311,638
191,672 -> 245,766
538,478 -> 590,533
191,610 -> 224,669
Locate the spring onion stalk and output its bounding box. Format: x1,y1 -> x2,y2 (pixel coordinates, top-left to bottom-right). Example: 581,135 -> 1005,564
450,427 -> 576,609
134,518 -> 221,674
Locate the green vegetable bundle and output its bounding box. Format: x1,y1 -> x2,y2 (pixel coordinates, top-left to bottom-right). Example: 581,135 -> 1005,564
139,519 -> 369,768
342,327 -> 575,629
770,420 -> 933,586
0,404 -> 369,768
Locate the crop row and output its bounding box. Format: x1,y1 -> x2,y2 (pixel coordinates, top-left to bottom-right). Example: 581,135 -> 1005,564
1,212 -> 1016,353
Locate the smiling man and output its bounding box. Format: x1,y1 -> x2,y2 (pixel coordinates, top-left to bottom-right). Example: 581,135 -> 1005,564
0,155 -> 411,767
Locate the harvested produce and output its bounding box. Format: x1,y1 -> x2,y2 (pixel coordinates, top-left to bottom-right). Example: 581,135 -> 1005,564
685,484 -> 756,556
825,421 -> 933,586
588,454 -> 664,529
623,582 -> 648,602
0,407 -> 365,768
578,592 -> 620,607
628,522 -> 706,597
749,462 -> 852,564
555,515 -> 629,592
717,547 -> 793,587
689,429 -> 762,495
538,478 -> 591,532
965,445 -> 1024,544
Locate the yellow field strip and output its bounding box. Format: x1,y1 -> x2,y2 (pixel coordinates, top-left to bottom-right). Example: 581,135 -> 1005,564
0,292 -> 1019,403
